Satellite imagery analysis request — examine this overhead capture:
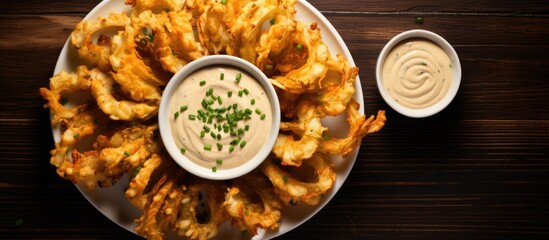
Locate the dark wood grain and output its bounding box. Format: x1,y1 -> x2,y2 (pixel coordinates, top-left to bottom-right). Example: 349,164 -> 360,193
1,0 -> 548,239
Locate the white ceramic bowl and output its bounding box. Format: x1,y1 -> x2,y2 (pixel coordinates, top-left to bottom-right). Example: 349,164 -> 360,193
376,29 -> 462,118
159,55 -> 280,180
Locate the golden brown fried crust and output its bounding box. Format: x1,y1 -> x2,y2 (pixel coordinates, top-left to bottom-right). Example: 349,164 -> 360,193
41,0 -> 386,239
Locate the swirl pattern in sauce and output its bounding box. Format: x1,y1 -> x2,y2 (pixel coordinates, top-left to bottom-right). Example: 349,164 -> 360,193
382,38 -> 453,109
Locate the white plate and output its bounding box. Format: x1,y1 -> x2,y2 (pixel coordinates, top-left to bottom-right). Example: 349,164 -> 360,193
52,0 -> 364,239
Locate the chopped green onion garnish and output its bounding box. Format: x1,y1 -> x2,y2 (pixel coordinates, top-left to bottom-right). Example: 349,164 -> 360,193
323,132 -> 330,140
73,133 -> 79,138
180,105 -> 188,112
255,109 -> 262,115
283,175 -> 288,183
251,99 -> 255,105
132,166 -> 142,177
207,99 -> 215,105
240,141 -> 247,148
207,116 -> 213,124
206,88 -> 213,96
217,133 -> 221,140
60,98 -> 68,105
217,143 -> 223,151
221,0 -> 227,4
245,125 -> 249,131
297,43 -> 303,50
237,128 -> 243,136
124,151 -> 131,156
260,113 -> 266,120
200,130 -> 205,138
210,131 -> 217,139
180,147 -> 186,154
174,111 -> 179,119
217,96 -> 222,105
204,144 -> 212,151
189,114 -> 196,120
245,108 -> 252,115
216,159 -> 223,165
228,91 -> 233,97
203,125 -> 210,132
212,166 -> 217,172
220,72 -> 224,80
270,18 -> 276,25
238,90 -> 243,97
229,145 -> 235,153
243,88 -> 249,95
200,80 -> 206,86
236,72 -> 242,82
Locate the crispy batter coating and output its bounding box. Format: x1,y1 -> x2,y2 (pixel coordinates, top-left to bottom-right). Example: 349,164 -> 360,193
41,0 -> 387,238
223,170 -> 282,235
319,101 -> 387,157
261,154 -> 336,206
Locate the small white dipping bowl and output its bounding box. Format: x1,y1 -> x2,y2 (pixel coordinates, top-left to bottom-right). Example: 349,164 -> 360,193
376,29 -> 462,118
159,55 -> 280,180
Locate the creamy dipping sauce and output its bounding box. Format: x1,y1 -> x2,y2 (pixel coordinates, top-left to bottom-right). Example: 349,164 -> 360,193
382,38 -> 453,109
169,65 -> 272,171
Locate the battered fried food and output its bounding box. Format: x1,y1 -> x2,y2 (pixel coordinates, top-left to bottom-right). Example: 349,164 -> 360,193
261,154 -> 336,206
223,170 -> 282,235
41,0 -> 386,238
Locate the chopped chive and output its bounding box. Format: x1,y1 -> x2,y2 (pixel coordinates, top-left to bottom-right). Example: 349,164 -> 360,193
297,43 -> 303,50
260,113 -> 266,120
217,133 -> 221,140
200,80 -> 206,86
240,141 -> 247,148
203,125 -> 211,132
283,175 -> 288,183
245,125 -> 249,131
237,128 -> 243,136
73,133 -> 80,138
124,151 -> 131,156
210,131 -> 217,139
221,0 -> 227,4
201,99 -> 209,108
235,72 -> 242,82
207,99 -> 215,105
206,88 -> 213,96
174,111 -> 179,119
323,132 -> 330,140
220,72 -> 224,80
415,16 -> 424,24
198,109 -> 206,118
207,116 -> 213,124
180,105 -> 188,112
15,218 -> 23,227
250,99 -> 256,105
245,108 -> 252,115
233,103 -> 238,109
60,98 -> 68,105
217,96 -> 222,105
230,132 -> 237,136
238,90 -> 243,97
180,147 -> 186,154
204,144 -> 212,151
200,130 -> 205,138
212,166 -> 217,172
216,159 -> 223,165
217,143 -> 223,151
65,146 -> 73,153
189,114 -> 196,120
132,166 -> 142,177
229,145 -> 235,153
255,109 -> 262,115
228,91 -> 233,97
243,88 -> 249,95
270,18 -> 276,25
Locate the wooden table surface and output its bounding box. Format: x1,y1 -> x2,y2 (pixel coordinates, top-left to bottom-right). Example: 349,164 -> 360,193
1,0 -> 548,239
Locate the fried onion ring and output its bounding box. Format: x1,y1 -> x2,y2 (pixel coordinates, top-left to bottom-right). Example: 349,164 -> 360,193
223,170 -> 282,235
261,154 -> 336,206
319,100 -> 386,157
70,13 -> 130,71
39,66 -> 91,125
89,68 -> 158,121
